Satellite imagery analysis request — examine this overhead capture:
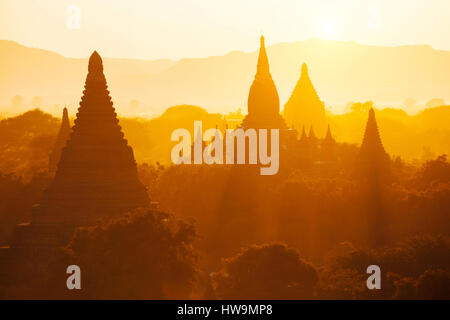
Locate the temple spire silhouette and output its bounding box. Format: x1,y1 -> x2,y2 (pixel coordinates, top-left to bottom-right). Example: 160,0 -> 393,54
255,36 -> 270,81
0,52 -> 152,286
283,62 -> 326,134
321,124 -> 337,162
358,108 -> 391,182
300,125 -> 308,142
49,107 -> 71,172
323,124 -> 335,143
242,36 -> 286,129
360,108 -> 389,162
308,126 -> 318,144
36,51 -> 149,227
358,108 -> 391,247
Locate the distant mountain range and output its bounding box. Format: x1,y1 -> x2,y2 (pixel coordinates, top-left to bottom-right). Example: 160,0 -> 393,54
1,39 -> 449,116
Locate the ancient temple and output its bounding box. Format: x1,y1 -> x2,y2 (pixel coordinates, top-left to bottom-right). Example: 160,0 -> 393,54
283,63 -> 326,135
358,108 -> 391,246
360,109 -> 389,163
321,124 -> 337,162
6,52 -> 149,253
308,126 -> 319,145
49,107 -> 71,172
323,124 -> 335,144
241,36 -> 287,130
358,108 -> 390,180
299,126 -> 308,147
307,126 -> 319,159
35,51 -> 149,228
0,52 -> 150,288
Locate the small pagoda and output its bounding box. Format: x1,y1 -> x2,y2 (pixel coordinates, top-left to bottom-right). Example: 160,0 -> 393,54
49,107 -> 71,172
283,63 -> 326,135
358,108 -> 390,182
320,124 -> 337,162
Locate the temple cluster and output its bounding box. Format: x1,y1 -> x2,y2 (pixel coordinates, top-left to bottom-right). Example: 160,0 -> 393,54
0,51 -> 150,276
182,36 -> 388,174
0,36 -> 391,290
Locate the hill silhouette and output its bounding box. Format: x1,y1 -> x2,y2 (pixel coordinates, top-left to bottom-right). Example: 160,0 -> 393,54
1,39 -> 450,116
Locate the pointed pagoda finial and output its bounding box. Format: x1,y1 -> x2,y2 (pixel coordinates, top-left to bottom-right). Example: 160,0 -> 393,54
88,51 -> 103,73
49,106 -> 72,172
301,63 -> 308,75
62,107 -> 69,124
300,125 -> 307,141
324,124 -> 335,142
256,35 -> 270,79
368,107 -> 375,119
300,62 -> 311,82
366,108 -> 377,133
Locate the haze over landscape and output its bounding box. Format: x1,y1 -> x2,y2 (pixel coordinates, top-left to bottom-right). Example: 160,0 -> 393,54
1,0 -> 450,301
1,39 -> 450,116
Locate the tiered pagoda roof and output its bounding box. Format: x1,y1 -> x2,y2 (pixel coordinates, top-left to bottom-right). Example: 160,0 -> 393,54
36,51 -> 149,226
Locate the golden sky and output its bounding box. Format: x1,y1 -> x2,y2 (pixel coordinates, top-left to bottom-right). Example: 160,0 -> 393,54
1,0 -> 449,59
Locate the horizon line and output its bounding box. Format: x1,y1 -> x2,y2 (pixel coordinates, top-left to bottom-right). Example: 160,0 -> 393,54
1,37 -> 448,62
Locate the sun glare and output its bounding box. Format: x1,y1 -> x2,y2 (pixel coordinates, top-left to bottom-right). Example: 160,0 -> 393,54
317,16 -> 339,40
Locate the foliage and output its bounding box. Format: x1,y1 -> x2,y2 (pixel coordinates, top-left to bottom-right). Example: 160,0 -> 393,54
211,243 -> 318,299
47,208 -> 198,299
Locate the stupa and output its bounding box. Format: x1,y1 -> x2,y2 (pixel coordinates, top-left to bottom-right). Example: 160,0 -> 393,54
321,124 -> 337,162
0,52 -> 150,287
49,107 -> 71,172
358,108 -> 390,181
241,36 -> 287,130
34,51 -> 149,228
283,63 -> 326,134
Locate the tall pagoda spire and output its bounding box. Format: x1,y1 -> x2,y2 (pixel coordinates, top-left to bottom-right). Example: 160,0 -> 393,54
323,124 -> 335,143
298,125 -> 309,150
300,125 -> 308,141
358,108 -> 391,247
360,108 -> 389,161
283,62 -> 326,134
242,36 -> 286,129
308,126 -> 318,144
36,51 -> 149,226
358,108 -> 390,180
255,36 -> 270,81
49,107 -> 71,172
321,124 -> 337,162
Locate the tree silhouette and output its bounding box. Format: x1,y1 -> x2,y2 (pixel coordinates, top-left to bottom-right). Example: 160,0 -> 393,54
31,208 -> 198,299
211,243 -> 318,299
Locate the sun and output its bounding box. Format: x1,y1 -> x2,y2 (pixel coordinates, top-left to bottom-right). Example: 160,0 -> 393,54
317,16 -> 339,40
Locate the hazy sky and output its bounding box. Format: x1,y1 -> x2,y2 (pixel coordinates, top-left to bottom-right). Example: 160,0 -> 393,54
1,0 -> 449,60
